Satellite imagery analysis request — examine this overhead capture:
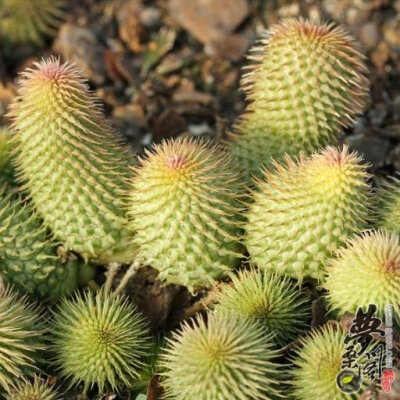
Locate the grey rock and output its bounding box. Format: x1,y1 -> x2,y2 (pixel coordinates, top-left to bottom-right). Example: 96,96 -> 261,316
53,23 -> 107,85
360,22 -> 381,50
140,7 -> 161,29
346,133 -> 390,170
368,104 -> 387,127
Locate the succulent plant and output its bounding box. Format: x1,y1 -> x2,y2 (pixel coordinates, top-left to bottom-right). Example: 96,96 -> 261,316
128,137 -> 244,291
324,230 -> 400,325
0,186 -> 95,300
0,0 -> 64,46
161,312 -> 283,400
213,269 -> 309,346
245,146 -> 371,281
376,177 -> 400,233
5,376 -> 59,400
0,287 -> 44,393
51,289 -> 149,393
228,18 -> 368,177
291,325 -> 364,400
0,127 -> 15,187
129,338 -> 163,395
10,58 -> 137,263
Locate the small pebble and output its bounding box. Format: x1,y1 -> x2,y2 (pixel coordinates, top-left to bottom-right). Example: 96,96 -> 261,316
346,134 -> 390,170
360,21 -> 381,50
369,105 -> 387,127
140,7 -> 161,29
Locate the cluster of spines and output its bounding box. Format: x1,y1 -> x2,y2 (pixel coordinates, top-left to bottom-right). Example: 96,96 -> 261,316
324,230 -> 400,326
291,325 -> 364,400
51,289 -> 149,393
244,146 -> 371,281
0,0 -> 65,46
0,186 -> 94,300
0,287 -> 44,393
9,58 -> 136,264
129,337 -> 164,394
213,269 -> 309,346
229,18 -> 368,176
5,376 -> 59,400
128,137 -> 244,291
161,312 -> 283,400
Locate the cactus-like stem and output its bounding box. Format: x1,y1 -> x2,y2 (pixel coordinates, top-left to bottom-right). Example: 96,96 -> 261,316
5,375 -> 59,400
0,127 -> 15,187
324,230 -> 400,327
10,58 -> 137,264
0,287 -> 44,393
0,0 -> 65,46
127,137 -> 244,291
229,18 -> 369,178
0,187 -> 95,300
161,312 -> 283,400
291,325 -> 367,399
213,269 -> 309,346
376,177 -> 400,233
245,146 -> 371,281
51,288 -> 149,393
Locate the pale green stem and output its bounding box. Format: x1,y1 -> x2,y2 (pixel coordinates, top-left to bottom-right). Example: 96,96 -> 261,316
114,260 -> 141,295
0,274 -> 4,295
104,262 -> 121,294
183,284 -> 222,320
